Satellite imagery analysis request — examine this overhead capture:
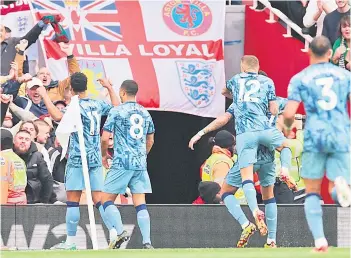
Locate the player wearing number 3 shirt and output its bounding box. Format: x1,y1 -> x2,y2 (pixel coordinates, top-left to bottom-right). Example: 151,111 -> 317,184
101,80 -> 155,249
284,36 -> 351,252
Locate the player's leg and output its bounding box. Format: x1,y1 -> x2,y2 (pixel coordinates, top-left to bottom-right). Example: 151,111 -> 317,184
52,165 -> 84,250
236,133 -> 260,216
129,170 -> 153,249
326,153 -> 351,207
88,167 -> 113,232
301,152 -> 328,252
221,169 -> 256,248
258,162 -> 277,247
261,129 -> 297,191
101,169 -> 131,249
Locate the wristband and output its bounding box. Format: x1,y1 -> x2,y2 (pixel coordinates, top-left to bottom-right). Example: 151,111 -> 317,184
197,130 -> 205,137
17,50 -> 24,55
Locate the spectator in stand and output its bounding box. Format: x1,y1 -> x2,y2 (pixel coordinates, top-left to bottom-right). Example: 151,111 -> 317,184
0,15 -> 57,75
18,43 -> 80,102
303,0 -> 337,36
19,121 -> 51,172
322,0 -> 350,45
0,128 -> 27,205
48,137 -> 67,203
331,15 -> 350,70
13,130 -> 54,204
14,77 -> 48,117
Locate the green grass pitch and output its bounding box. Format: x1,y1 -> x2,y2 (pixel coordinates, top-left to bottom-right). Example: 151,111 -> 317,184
2,248 -> 350,258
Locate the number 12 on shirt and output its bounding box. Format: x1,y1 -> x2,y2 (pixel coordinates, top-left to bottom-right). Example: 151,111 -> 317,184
238,79 -> 260,103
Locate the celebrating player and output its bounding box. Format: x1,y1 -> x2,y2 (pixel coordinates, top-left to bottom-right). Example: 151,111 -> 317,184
189,102 -> 280,248
220,56 -> 290,235
284,36 -> 351,252
100,80 -> 155,249
39,72 -> 119,250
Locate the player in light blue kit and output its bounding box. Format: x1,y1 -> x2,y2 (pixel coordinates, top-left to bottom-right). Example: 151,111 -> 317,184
284,36 -> 351,252
189,101 -> 278,248
222,56 -> 290,236
39,73 -> 120,250
100,80 -> 155,249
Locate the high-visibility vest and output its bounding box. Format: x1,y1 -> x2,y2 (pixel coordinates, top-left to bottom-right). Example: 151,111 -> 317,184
0,150 -> 27,205
201,153 -> 234,182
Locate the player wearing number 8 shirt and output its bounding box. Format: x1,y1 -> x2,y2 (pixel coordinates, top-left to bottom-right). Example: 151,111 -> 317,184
101,80 -> 155,249
284,36 -> 351,253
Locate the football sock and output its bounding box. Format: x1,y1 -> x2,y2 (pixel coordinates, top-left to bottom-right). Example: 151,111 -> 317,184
222,192 -> 249,229
136,204 -> 151,245
264,198 -> 277,243
66,201 -> 80,245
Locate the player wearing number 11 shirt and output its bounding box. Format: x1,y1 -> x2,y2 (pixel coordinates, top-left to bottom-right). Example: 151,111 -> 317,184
101,80 -> 155,249
284,36 -> 351,252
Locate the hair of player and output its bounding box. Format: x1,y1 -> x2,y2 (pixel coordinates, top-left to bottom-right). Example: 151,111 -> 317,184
1,128 -> 13,150
70,72 -> 87,93
309,36 -> 332,57
19,121 -> 39,136
338,15 -> 350,38
4,26 -> 11,33
241,55 -> 259,70
121,80 -> 138,96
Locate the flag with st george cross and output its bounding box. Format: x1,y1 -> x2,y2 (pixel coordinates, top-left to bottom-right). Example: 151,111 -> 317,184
30,0 -> 226,118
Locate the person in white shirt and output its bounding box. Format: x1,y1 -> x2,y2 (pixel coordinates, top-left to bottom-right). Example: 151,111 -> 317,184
303,0 -> 337,36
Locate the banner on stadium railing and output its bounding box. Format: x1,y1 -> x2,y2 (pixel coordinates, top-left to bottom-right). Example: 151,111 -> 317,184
28,0 -> 226,118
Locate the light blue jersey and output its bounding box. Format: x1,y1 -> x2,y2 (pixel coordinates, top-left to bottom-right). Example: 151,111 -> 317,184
226,103 -> 274,164
288,62 -> 351,153
226,72 -> 276,134
103,101 -> 155,171
267,97 -> 288,127
67,98 -> 112,168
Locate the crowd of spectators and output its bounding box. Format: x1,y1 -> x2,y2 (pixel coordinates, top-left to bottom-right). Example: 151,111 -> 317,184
0,1 -> 348,205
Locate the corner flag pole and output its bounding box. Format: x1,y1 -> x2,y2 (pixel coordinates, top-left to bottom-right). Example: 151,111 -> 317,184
77,129 -> 99,250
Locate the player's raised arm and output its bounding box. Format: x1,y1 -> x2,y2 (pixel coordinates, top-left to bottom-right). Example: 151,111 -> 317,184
37,85 -> 63,121
97,78 -> 120,107
188,111 -> 233,150
267,78 -> 278,116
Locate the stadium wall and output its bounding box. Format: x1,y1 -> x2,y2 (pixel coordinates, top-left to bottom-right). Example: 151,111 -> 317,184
1,205 -> 348,250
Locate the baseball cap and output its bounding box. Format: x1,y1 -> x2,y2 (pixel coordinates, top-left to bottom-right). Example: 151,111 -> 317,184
26,77 -> 43,89
213,130 -> 235,148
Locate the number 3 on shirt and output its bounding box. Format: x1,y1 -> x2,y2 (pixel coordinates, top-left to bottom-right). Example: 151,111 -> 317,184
238,79 -> 260,103
130,114 -> 144,139
316,77 -> 337,111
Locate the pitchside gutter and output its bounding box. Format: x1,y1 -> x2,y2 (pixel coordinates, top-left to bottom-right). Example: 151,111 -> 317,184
1,205 -> 349,249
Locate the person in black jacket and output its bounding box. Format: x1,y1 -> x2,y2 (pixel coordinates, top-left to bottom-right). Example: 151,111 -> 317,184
13,129 -> 54,204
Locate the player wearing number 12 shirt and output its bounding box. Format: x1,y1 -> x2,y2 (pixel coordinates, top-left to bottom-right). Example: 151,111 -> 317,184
223,56 -> 291,238
101,80 -> 155,249
284,36 -> 351,252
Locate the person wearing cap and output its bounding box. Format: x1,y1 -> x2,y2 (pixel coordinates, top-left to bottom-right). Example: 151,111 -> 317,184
13,77 -> 48,117
16,43 -> 81,102
0,128 -> 27,205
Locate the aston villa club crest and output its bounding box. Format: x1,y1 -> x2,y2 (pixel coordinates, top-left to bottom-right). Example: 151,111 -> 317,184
177,61 -> 216,108
163,0 -> 212,36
